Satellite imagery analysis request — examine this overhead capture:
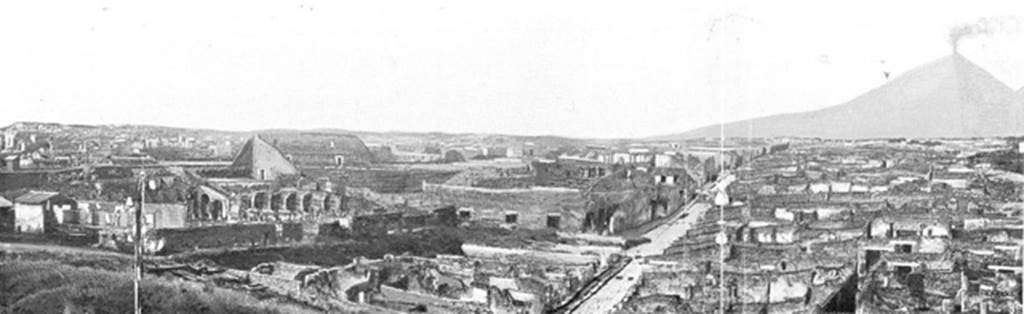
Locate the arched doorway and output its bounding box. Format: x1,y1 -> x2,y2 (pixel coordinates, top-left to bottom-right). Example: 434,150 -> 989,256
324,194 -> 340,213
254,192 -> 268,209
271,194 -> 283,211
302,194 -> 313,213
210,200 -> 224,220
199,194 -> 211,220
286,193 -> 299,212
241,196 -> 252,209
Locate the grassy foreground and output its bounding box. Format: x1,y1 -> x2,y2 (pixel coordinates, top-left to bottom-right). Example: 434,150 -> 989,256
0,256 -> 317,314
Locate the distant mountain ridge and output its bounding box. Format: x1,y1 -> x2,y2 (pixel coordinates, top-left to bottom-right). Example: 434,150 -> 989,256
653,53 -> 1024,140
1,121 -> 598,150
8,55 -> 1023,143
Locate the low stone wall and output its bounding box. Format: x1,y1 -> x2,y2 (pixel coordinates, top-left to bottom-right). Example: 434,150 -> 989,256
462,244 -> 600,266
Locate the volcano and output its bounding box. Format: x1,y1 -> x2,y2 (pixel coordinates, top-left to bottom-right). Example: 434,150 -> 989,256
659,53 -> 1024,139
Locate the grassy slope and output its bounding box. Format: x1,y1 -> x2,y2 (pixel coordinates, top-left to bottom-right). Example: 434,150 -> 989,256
0,258 -> 317,314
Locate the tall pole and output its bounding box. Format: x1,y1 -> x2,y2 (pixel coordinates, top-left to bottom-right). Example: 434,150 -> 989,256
134,172 -> 145,314
713,7 -> 726,314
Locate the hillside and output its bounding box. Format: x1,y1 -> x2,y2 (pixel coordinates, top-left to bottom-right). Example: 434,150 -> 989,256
0,247 -> 319,314
656,54 -> 1024,140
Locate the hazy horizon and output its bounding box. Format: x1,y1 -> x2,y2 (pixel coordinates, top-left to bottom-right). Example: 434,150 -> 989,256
2,0 -> 1023,139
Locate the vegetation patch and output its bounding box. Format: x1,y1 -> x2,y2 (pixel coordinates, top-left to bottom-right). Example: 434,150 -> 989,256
0,259 -> 317,314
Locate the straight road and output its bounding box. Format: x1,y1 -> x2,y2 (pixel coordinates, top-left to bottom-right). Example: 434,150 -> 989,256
571,201 -> 711,314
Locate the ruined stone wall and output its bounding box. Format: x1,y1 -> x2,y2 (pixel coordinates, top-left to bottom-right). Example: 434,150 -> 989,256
249,272 -> 303,297
328,168 -> 459,193
471,176 -> 536,189
637,270 -> 694,298
462,244 -> 601,265
149,222 -> 303,254
601,183 -> 688,234
531,160 -> 619,189
347,208 -> 456,237
639,267 -> 844,306
424,183 -> 587,232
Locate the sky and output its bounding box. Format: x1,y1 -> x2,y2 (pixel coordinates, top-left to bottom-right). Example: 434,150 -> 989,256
1,0 -> 1023,139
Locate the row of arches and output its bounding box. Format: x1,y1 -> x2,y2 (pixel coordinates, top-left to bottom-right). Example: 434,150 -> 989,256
241,190 -> 342,214
190,191 -> 228,221
188,187 -> 343,223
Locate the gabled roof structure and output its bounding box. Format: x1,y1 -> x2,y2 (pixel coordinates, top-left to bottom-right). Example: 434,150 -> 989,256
231,136 -> 299,180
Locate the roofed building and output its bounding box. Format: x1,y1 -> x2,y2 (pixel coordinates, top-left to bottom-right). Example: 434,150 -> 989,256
10,190 -> 77,233
259,132 -> 375,167
231,136 -> 300,181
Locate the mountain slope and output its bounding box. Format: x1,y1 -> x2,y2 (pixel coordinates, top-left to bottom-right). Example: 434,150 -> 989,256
658,54 -> 1024,139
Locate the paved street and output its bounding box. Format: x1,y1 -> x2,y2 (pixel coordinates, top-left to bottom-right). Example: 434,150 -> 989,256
571,201 -> 711,314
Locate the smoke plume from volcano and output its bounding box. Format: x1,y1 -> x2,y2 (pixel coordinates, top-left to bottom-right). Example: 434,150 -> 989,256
949,16 -> 1021,53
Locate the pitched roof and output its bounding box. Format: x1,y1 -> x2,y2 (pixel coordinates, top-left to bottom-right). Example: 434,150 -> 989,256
14,190 -> 62,204
258,132 -> 375,163
0,196 -> 11,207
231,136 -> 299,174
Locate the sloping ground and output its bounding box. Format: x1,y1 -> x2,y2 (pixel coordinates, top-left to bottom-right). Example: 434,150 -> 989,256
0,259 -> 318,314
657,54 -> 1024,139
